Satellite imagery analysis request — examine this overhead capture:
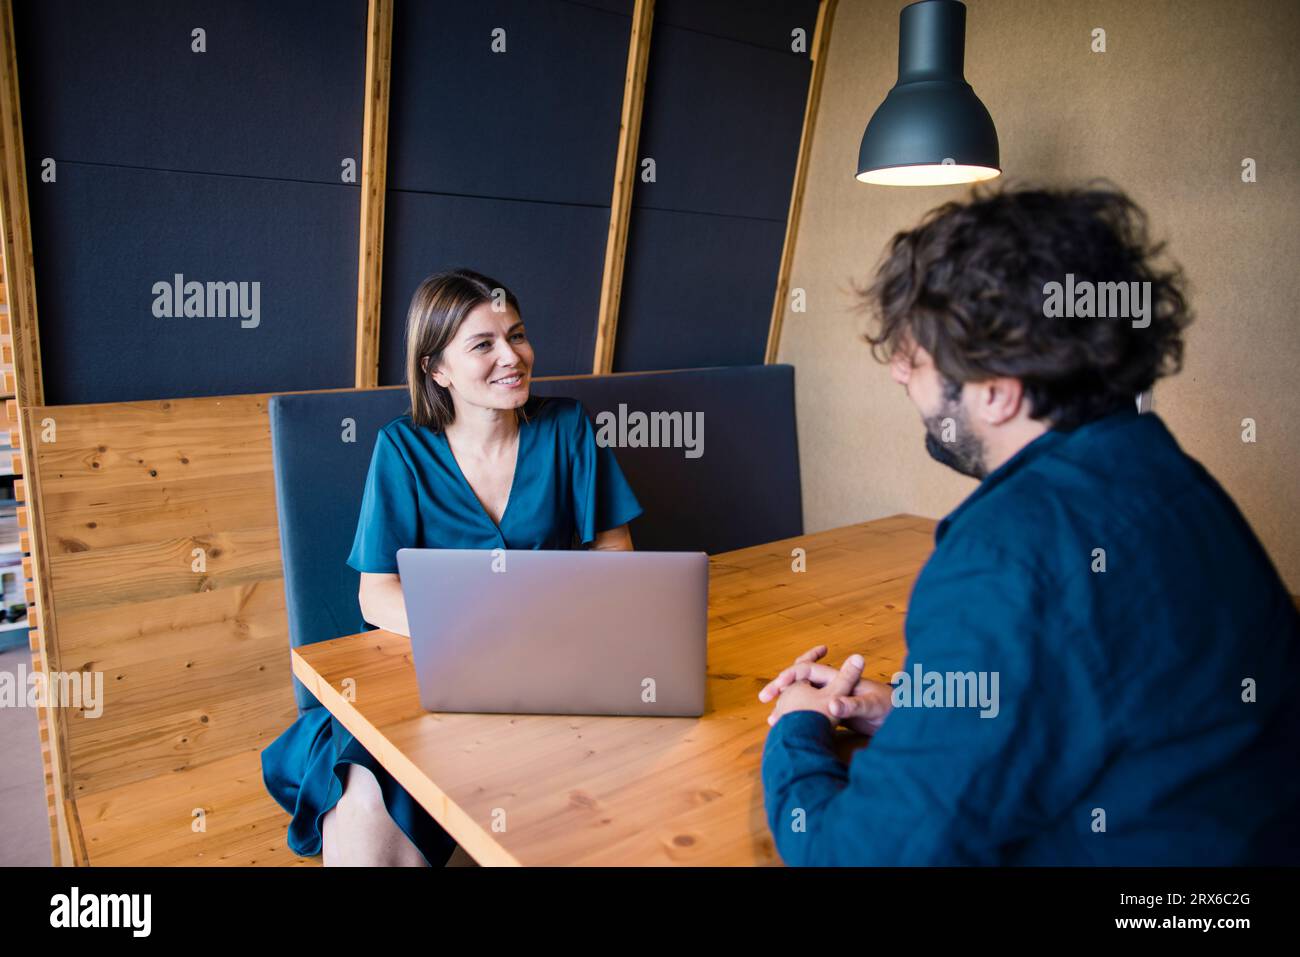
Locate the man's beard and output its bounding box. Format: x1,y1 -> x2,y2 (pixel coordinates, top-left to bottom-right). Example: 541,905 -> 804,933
922,401 -> 988,480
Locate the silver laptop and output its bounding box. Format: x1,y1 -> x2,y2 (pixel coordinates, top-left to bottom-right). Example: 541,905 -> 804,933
396,548 -> 708,717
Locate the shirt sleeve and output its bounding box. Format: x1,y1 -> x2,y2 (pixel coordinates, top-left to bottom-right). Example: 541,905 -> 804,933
568,401 -> 643,546
346,428 -> 420,574
761,538 -> 1101,865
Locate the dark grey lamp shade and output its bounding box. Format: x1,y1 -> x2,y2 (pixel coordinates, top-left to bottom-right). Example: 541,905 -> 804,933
857,0 -> 1000,186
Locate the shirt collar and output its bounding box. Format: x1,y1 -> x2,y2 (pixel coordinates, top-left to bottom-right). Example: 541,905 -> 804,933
933,409 -> 1143,544
933,425 -> 1065,544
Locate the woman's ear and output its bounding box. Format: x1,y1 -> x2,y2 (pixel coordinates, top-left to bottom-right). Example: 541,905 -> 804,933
423,355 -> 450,389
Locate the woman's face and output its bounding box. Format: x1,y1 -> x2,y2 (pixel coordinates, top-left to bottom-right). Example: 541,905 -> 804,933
429,301 -> 534,416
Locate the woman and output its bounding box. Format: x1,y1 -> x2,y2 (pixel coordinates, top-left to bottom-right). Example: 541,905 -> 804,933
261,268 -> 642,866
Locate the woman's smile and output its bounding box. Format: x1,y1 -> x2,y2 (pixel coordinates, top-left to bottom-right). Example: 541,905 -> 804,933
489,371 -> 526,390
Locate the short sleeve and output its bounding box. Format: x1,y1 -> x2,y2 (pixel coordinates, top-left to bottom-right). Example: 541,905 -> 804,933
346,428 -> 420,574
568,402 -> 643,545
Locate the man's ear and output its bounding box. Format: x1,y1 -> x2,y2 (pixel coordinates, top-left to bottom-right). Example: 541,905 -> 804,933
972,375 -> 1025,427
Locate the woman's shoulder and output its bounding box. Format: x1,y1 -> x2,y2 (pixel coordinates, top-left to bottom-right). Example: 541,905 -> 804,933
376,412 -> 420,445
371,414 -> 435,467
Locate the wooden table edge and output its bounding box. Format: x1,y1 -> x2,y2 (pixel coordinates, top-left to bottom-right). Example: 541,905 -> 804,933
291,647 -> 523,867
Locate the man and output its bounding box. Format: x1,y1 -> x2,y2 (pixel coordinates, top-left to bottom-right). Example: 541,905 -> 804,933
760,184 -> 1300,865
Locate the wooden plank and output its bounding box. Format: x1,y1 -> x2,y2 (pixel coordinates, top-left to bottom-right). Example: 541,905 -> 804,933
18,400 -> 75,867
591,0 -> 655,375
23,395 -> 297,797
765,0 -> 838,364
39,469 -> 279,553
294,516 -> 936,866
66,687 -> 298,798
63,798 -> 88,867
76,750 -> 320,866
29,393 -> 273,496
353,0 -> 393,389
47,526 -> 284,614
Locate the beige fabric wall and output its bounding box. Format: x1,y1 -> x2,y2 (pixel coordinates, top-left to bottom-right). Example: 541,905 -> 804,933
779,0 -> 1300,590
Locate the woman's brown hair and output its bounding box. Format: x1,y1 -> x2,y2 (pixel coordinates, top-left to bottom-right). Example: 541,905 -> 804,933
406,268 -> 522,431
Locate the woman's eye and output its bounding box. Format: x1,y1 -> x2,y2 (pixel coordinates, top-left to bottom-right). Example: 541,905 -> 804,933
510,333 -> 526,342
473,341 -> 491,350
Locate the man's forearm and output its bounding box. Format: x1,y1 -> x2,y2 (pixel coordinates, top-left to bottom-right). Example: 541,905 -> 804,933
761,711 -> 852,865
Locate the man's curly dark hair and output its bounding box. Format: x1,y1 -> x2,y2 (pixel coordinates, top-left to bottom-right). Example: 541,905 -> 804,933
859,182 -> 1193,432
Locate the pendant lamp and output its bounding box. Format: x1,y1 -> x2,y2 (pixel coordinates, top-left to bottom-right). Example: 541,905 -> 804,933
857,0 -> 1000,186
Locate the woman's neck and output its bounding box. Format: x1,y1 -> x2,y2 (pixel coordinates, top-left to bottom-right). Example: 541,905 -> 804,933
443,402 -> 519,455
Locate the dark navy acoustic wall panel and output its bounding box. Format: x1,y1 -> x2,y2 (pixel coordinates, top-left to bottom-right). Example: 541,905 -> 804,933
631,24 -> 812,221
27,166 -> 360,404
615,209 -> 785,371
15,0 -> 366,182
379,0 -> 633,386
14,0 -> 367,404
655,0 -> 819,53
613,1 -> 817,372
388,0 -> 631,206
378,191 -> 608,382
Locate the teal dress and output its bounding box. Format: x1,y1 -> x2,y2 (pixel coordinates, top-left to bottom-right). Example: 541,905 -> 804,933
261,395 -> 643,864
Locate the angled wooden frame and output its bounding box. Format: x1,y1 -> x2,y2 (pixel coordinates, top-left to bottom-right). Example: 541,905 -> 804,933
354,0 -> 393,389
592,0 -> 655,375
765,0 -> 837,364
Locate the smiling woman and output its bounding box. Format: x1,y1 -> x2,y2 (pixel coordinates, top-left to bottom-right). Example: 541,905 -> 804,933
260,268 -> 644,867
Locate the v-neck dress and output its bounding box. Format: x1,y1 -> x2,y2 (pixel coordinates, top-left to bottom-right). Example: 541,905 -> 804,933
260,395 -> 643,864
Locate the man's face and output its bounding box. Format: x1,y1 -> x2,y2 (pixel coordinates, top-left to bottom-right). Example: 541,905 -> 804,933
889,339 -> 988,480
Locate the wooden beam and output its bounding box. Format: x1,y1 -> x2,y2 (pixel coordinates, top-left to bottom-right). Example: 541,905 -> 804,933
592,0 -> 655,375
0,0 -> 69,866
354,0 -> 393,388
765,0 -> 837,365
0,0 -> 42,405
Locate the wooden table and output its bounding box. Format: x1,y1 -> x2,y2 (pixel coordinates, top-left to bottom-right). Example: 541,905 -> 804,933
292,514 -> 936,865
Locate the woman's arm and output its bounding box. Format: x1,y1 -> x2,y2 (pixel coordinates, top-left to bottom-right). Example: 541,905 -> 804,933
358,572 -> 411,636
590,523 -> 633,551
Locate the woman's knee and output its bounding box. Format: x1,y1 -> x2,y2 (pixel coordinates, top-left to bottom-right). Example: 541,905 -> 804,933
336,763 -> 388,823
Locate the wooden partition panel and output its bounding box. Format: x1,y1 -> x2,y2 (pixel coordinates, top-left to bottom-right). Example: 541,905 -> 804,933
24,394 -> 297,799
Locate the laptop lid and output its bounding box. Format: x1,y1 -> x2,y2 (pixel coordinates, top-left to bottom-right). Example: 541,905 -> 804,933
396,548 -> 708,717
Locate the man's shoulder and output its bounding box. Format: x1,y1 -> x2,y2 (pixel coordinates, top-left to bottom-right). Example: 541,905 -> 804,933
959,412 -> 1195,546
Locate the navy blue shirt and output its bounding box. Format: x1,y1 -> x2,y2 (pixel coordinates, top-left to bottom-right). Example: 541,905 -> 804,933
762,410 -> 1300,865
